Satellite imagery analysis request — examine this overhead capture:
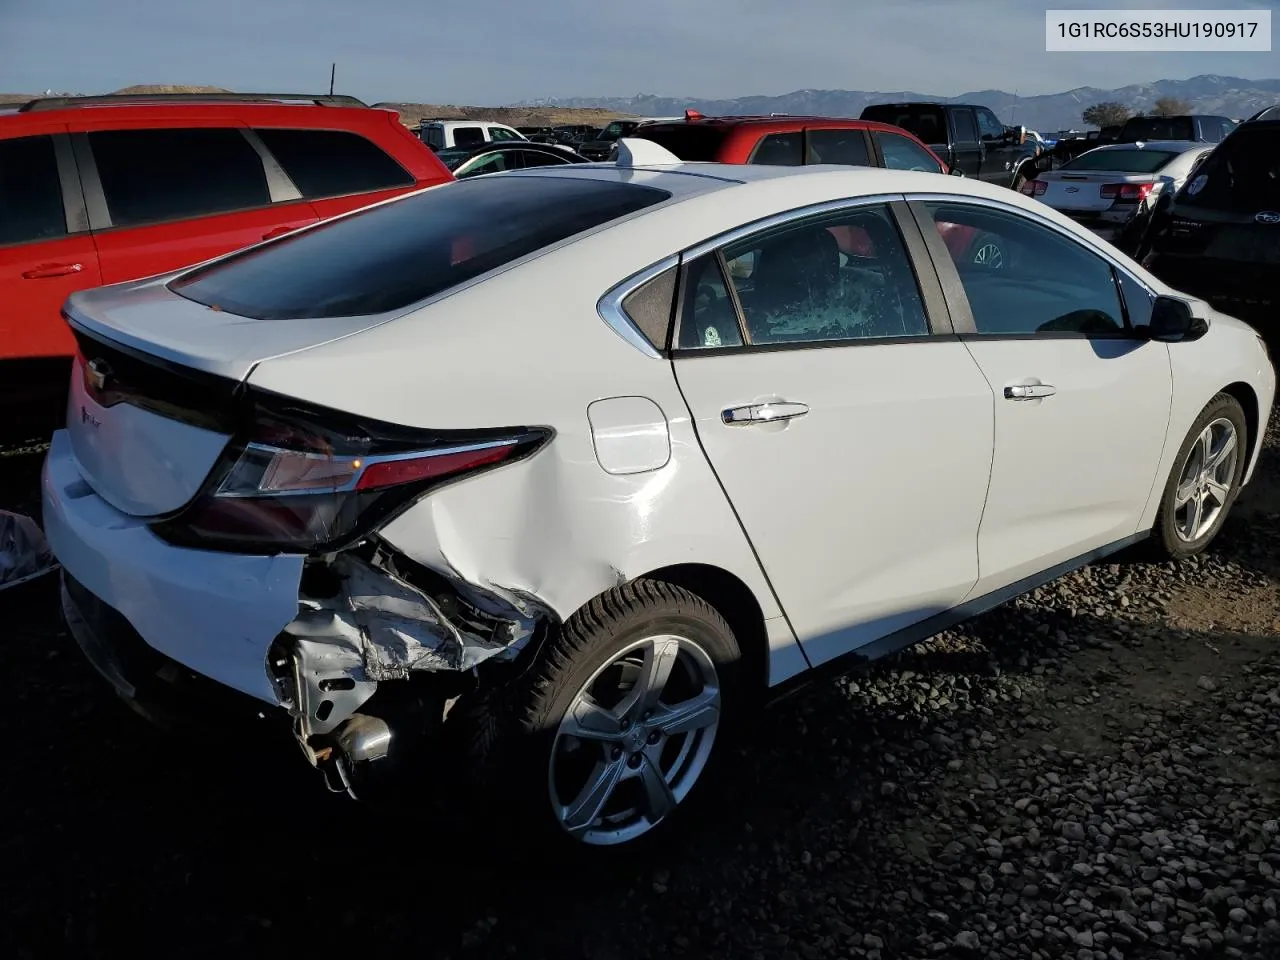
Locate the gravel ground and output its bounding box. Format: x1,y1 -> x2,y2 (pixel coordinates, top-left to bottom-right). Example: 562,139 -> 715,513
1,414 -> 1277,960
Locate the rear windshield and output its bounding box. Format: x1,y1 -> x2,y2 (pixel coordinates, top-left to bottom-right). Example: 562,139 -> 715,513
1062,149 -> 1179,173
1119,117 -> 1194,142
860,105 -> 947,145
170,176 -> 670,320
1177,126 -> 1280,212
632,124 -> 729,161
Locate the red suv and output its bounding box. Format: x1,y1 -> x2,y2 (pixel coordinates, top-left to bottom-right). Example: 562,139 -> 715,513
0,92 -> 453,442
630,112 -> 951,172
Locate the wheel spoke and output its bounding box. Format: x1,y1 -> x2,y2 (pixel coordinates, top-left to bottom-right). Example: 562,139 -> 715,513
1175,475 -> 1198,506
1186,491 -> 1205,539
561,697 -> 624,743
562,758 -> 626,837
655,687 -> 721,736
1197,427 -> 1213,471
1205,477 -> 1231,506
1207,427 -> 1237,471
638,756 -> 676,823
616,637 -> 680,719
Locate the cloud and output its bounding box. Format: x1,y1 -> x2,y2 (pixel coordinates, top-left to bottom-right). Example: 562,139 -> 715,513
0,0 -> 1276,104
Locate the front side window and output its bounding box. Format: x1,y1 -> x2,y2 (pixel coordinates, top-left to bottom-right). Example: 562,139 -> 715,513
170,177 -> 670,320
805,129 -> 870,167
976,108 -> 1005,142
488,126 -> 520,142
517,149 -> 572,169
951,108 -> 979,144
921,201 -> 1126,336
456,151 -> 510,177
452,126 -> 485,147
0,134 -> 66,246
681,203 -> 930,348
876,132 -> 943,172
862,105 -> 947,146
254,129 -> 414,199
89,127 -> 270,227
750,132 -> 803,166
421,125 -> 445,149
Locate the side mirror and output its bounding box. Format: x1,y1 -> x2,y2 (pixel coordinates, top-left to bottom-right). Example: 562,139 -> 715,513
949,166 -> 966,177
1149,295 -> 1209,342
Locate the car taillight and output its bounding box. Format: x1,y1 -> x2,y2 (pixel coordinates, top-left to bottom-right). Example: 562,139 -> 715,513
150,396 -> 552,554
1100,182 -> 1154,202
1019,179 -> 1047,197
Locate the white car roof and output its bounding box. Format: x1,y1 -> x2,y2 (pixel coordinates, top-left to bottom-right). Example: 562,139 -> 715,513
427,120 -> 517,129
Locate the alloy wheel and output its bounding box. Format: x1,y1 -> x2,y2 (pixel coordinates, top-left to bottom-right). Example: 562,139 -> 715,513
1173,417 -> 1239,542
972,241 -> 1005,269
548,634 -> 721,846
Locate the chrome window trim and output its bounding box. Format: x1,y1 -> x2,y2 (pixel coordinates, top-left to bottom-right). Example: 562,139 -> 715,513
681,192 -> 905,262
596,254 -> 679,359
241,128 -> 304,203
902,190 -> 1160,299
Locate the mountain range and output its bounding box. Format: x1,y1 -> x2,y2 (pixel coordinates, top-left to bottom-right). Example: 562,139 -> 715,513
517,74 -> 1280,133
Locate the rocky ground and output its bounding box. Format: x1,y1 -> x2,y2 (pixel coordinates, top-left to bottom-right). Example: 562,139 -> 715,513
1,412 -> 1276,960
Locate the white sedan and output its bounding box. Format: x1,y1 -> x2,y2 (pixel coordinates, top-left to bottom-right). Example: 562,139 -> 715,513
1021,140 -> 1213,244
42,139 -> 1275,853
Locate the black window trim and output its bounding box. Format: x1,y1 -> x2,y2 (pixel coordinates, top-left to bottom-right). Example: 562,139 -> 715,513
669,194 -> 954,358
903,191 -> 1158,341
231,127 -> 415,206
72,127 -> 284,233
0,131 -> 89,249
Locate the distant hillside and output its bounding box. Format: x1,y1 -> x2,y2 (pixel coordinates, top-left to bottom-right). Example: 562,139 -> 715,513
518,74 -> 1280,132
374,102 -> 630,128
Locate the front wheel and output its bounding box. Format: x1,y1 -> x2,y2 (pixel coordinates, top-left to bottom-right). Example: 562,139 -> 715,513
1151,393 -> 1248,558
452,579 -> 743,855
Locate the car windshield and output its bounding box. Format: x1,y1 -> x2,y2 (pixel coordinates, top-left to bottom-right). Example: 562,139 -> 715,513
1062,149 -> 1180,173
860,105 -> 947,145
170,177 -> 671,320
632,125 -> 728,161
1120,117 -> 1195,141
1177,125 -> 1280,212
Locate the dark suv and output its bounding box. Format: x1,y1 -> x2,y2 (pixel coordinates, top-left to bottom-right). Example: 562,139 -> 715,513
1117,114 -> 1236,144
1142,115 -> 1280,332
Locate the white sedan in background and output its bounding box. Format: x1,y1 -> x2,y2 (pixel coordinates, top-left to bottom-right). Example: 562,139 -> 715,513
42,139 -> 1275,854
1020,140 -> 1213,244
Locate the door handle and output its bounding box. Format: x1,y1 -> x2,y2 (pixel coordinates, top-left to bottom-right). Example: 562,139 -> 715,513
22,262 -> 83,279
722,401 -> 810,425
1004,383 -> 1057,400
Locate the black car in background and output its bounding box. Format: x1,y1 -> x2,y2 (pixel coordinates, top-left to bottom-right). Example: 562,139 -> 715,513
1117,114 -> 1236,144
1142,115 -> 1280,333
433,140 -> 588,178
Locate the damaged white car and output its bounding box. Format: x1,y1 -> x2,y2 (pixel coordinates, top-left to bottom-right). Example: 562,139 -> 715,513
43,140 -> 1275,852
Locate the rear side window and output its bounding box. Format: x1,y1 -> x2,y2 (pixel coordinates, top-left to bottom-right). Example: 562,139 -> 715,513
89,128 -> 270,227
750,132 -> 803,166
171,177 -> 671,320
453,126 -> 485,147
421,125 -> 444,149
0,134 -> 66,245
861,105 -> 947,146
1178,126 -> 1280,212
632,125 -> 728,161
806,129 -> 870,166
254,129 -> 414,199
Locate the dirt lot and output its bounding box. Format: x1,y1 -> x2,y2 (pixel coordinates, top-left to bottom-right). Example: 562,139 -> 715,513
1,410 -> 1277,959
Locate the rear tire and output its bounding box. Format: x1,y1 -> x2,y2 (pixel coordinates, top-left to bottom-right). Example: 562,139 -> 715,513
448,579 -> 744,858
1150,393 -> 1248,559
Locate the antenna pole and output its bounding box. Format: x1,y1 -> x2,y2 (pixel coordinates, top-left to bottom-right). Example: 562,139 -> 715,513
329,63 -> 336,96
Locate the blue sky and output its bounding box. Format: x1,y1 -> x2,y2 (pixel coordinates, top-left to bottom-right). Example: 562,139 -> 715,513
1,0 -> 1277,104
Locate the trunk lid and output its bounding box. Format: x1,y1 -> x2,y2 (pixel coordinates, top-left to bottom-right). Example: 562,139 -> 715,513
1039,171 -> 1156,211
62,278 -> 399,519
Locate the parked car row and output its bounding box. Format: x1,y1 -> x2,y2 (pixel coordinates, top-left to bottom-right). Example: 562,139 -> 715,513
0,92 -> 455,444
